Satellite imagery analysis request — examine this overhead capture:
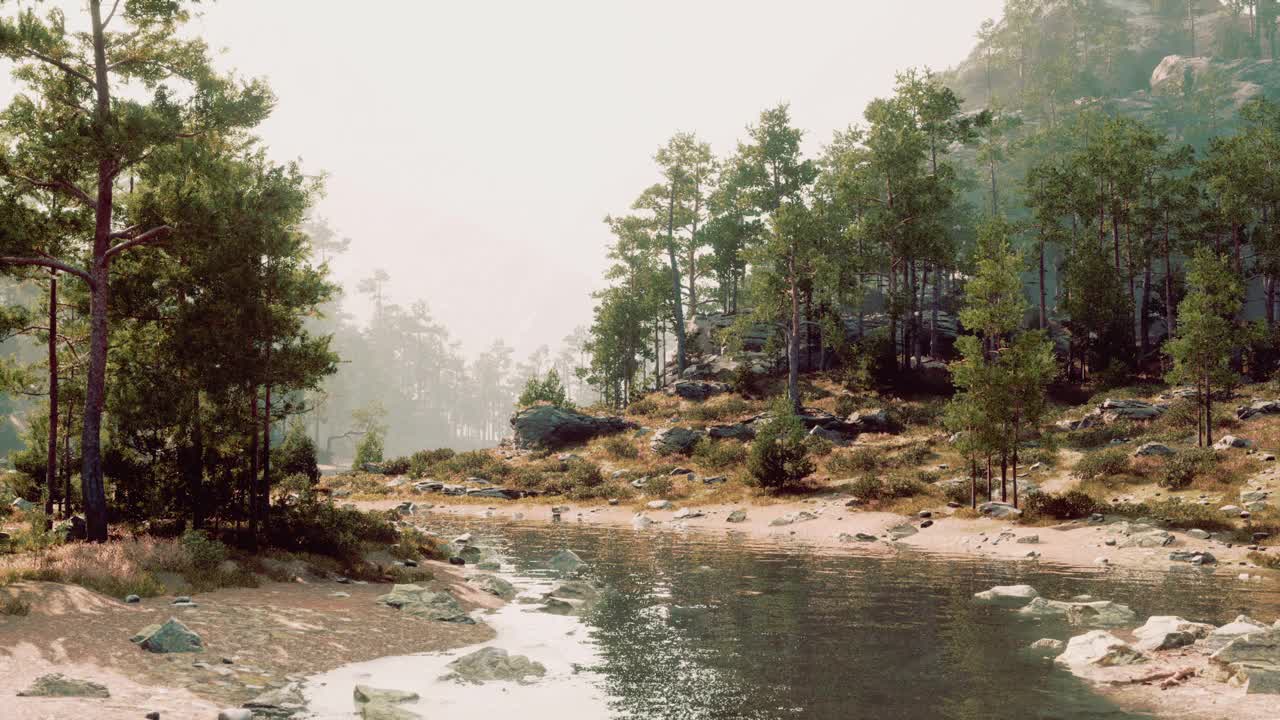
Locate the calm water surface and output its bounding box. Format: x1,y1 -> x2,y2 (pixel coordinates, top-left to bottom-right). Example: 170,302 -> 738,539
324,520 -> 1280,720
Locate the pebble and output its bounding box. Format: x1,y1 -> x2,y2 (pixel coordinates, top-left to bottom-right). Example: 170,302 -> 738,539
124,594 -> 141,604
920,520 -> 934,528
145,713 -> 160,720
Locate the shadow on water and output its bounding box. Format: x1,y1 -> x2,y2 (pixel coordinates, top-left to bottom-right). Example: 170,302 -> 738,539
446,520 -> 1279,720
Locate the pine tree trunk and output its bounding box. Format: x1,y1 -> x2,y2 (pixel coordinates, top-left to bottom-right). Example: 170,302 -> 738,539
666,184 -> 687,373
248,386 -> 260,548
789,258 -> 801,413
45,273 -> 57,526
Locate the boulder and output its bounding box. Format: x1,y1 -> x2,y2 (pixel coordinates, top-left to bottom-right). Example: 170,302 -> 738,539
1031,638 -> 1065,652
1211,628 -> 1280,666
646,500 -> 672,510
726,509 -> 747,523
510,406 -> 635,450
548,549 -> 585,574
1169,550 -> 1216,565
887,524 -> 918,539
131,618 -> 202,653
441,647 -> 547,685
1055,631 -> 1146,667
1133,442 -> 1175,457
1238,399 -> 1280,421
809,425 -> 854,446
1099,398 -> 1166,423
1242,489 -> 1271,504
672,508 -> 704,520
353,685 -> 420,720
846,408 -> 900,434
1214,435 -> 1253,450
977,501 -> 1022,519
1133,616 -> 1215,651
1017,598 -> 1136,627
1203,615 -> 1271,651
973,584 -> 1040,608
375,585 -> 473,623
1119,529 -> 1174,548
668,380 -> 730,401
1188,529 -> 1210,540
244,683 -> 306,715
708,423 -> 755,441
650,427 -> 705,455
9,497 -> 35,512
17,673 -> 110,698
467,574 -> 516,601
631,513 -> 653,529
1240,663 -> 1280,694
769,510 -> 817,526
217,711 -> 253,720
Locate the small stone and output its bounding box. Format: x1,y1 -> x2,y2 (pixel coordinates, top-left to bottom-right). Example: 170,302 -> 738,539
146,713 -> 160,720
920,519 -> 934,528
1016,535 -> 1040,545
918,511 -> 932,519
124,594 -> 141,604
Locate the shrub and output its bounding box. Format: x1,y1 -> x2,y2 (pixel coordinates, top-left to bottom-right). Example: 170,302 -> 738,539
833,394 -> 870,419
518,369 -> 573,409
273,421 -> 319,484
353,430 -> 385,470
1023,490 -> 1098,520
1073,447 -> 1130,482
1065,421 -> 1136,450
892,442 -> 933,468
627,397 -> 661,417
267,500 -> 398,560
686,396 -> 750,423
0,595 -> 30,616
693,438 -> 748,469
381,456 -> 411,476
1105,498 -> 1233,532
747,401 -> 815,491
730,363 -> 758,397
942,480 -> 971,505
801,435 -> 835,457
840,330 -> 897,392
544,460 -> 630,501
1158,449 -> 1217,490
601,435 -> 639,460
179,529 -> 229,571
642,474 -> 674,498
408,448 -> 455,478
827,447 -> 883,476
848,474 -> 924,502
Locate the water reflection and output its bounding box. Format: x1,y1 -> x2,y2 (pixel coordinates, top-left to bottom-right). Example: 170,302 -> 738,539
442,520 -> 1278,720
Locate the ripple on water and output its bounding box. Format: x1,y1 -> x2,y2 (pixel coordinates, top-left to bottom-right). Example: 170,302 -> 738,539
309,520 -> 1279,720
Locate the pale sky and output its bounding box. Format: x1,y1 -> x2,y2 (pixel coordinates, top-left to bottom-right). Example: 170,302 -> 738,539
5,0 -> 1007,359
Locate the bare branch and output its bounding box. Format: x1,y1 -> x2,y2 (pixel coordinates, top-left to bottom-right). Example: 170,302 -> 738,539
12,174 -> 98,210
23,49 -> 94,86
102,0 -> 122,29
109,223 -> 146,240
103,224 -> 172,262
0,256 -> 93,286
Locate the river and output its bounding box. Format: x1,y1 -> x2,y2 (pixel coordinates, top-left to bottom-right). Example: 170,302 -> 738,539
306,521 -> 1280,720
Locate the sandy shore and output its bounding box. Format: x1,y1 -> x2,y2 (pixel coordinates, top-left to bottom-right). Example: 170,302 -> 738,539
0,561 -> 498,720
361,495 -> 1280,579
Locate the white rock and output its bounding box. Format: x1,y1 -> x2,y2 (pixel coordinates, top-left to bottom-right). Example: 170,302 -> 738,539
973,584 -> 1039,608
1055,631 -> 1146,667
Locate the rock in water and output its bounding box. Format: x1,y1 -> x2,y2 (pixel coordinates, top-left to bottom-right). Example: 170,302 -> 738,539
973,584 -> 1039,608
375,585 -> 473,623
509,406 -> 635,449
353,685 -> 421,720
217,711 -> 252,720
442,647 -> 547,684
1056,631 -> 1146,667
17,673 -> 110,698
131,618 -> 203,653
467,574 -> 516,601
548,549 -> 585,574
244,682 -> 306,716
1132,616 -> 1214,651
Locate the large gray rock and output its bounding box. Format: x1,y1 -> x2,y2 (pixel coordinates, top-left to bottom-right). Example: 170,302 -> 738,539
375,585 -> 473,623
973,584 -> 1039,608
1099,398 -> 1166,423
548,549 -> 585,575
17,673 -> 110,698
442,647 -> 547,685
1133,616 -> 1215,651
1237,399 -> 1280,421
708,423 -> 755,441
650,427 -> 705,455
846,408 -> 899,434
1055,631 -> 1146,667
1214,435 -> 1253,450
10,497 -> 36,512
131,618 -> 202,653
1133,442 -> 1175,457
977,501 -> 1022,519
668,380 -> 730,401
1211,628 -> 1280,667
1017,598 -> 1136,627
510,406 -> 635,450
1118,529 -> 1174,548
1203,615 -> 1270,651
353,685 -> 420,720
243,682 -> 306,716
467,574 -> 516,601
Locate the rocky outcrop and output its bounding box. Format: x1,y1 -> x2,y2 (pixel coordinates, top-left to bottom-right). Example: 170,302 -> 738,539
1213,435 -> 1253,450
1210,627 -> 1280,693
1055,631 -> 1146,668
442,647 -> 547,685
1238,399 -> 1280,421
977,501 -> 1022,519
1203,615 -> 1270,651
846,408 -> 900,434
17,674 -> 110,698
650,427 -> 705,455
1133,442 -> 1175,457
1017,597 -> 1137,627
1133,616 -> 1214,651
668,380 -> 730,401
510,406 -> 635,450
707,422 -> 755,441
548,549 -> 585,575
375,585 -> 473,623
467,574 -> 516,600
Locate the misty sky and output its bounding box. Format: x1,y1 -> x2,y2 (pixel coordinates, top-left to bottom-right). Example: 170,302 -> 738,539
4,0 -> 1006,359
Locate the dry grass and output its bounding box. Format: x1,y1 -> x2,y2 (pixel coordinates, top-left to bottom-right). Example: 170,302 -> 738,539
0,537 -> 189,598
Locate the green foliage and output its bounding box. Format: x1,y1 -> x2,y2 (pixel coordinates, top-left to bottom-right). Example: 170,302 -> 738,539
848,474 -> 925,502
600,435 -> 639,460
408,448 -> 456,478
179,529 -> 229,571
1072,448 -> 1131,482
267,500 -> 397,560
518,369 -> 573,409
827,447 -> 884,476
353,430 -> 385,470
1158,449 -> 1218,490
1023,490 -> 1100,520
273,421 -> 319,484
380,456 -> 411,476
693,438 -> 747,469
839,331 -> 898,392
747,398 -> 815,491
684,396 -> 750,422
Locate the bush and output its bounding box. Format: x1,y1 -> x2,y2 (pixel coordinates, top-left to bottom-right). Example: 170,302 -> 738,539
1023,490 -> 1098,520
942,480 -> 971,505
1105,498 -> 1233,532
833,394 -> 871,419
801,435 -> 835,457
408,448 -> 455,478
1073,447 -> 1130,482
892,442 -> 933,468
840,330 -> 897,391
827,447 -> 883,476
693,438 -> 748,469
179,529 -> 229,570
543,459 -> 630,501
686,396 -> 750,422
848,474 -> 925,502
518,369 -> 573,409
1158,449 -> 1216,490
381,456 -> 411,476
353,430 -> 384,470
267,499 -> 398,560
273,421 -> 320,484
601,435 -> 639,460
1065,421 -> 1136,450
748,401 -> 815,491
627,397 -> 661,417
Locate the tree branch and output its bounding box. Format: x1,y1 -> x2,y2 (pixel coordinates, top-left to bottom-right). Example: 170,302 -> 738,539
12,174 -> 97,210
103,225 -> 172,262
23,49 -> 94,86
109,223 -> 146,240
102,0 -> 122,29
0,256 -> 93,286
